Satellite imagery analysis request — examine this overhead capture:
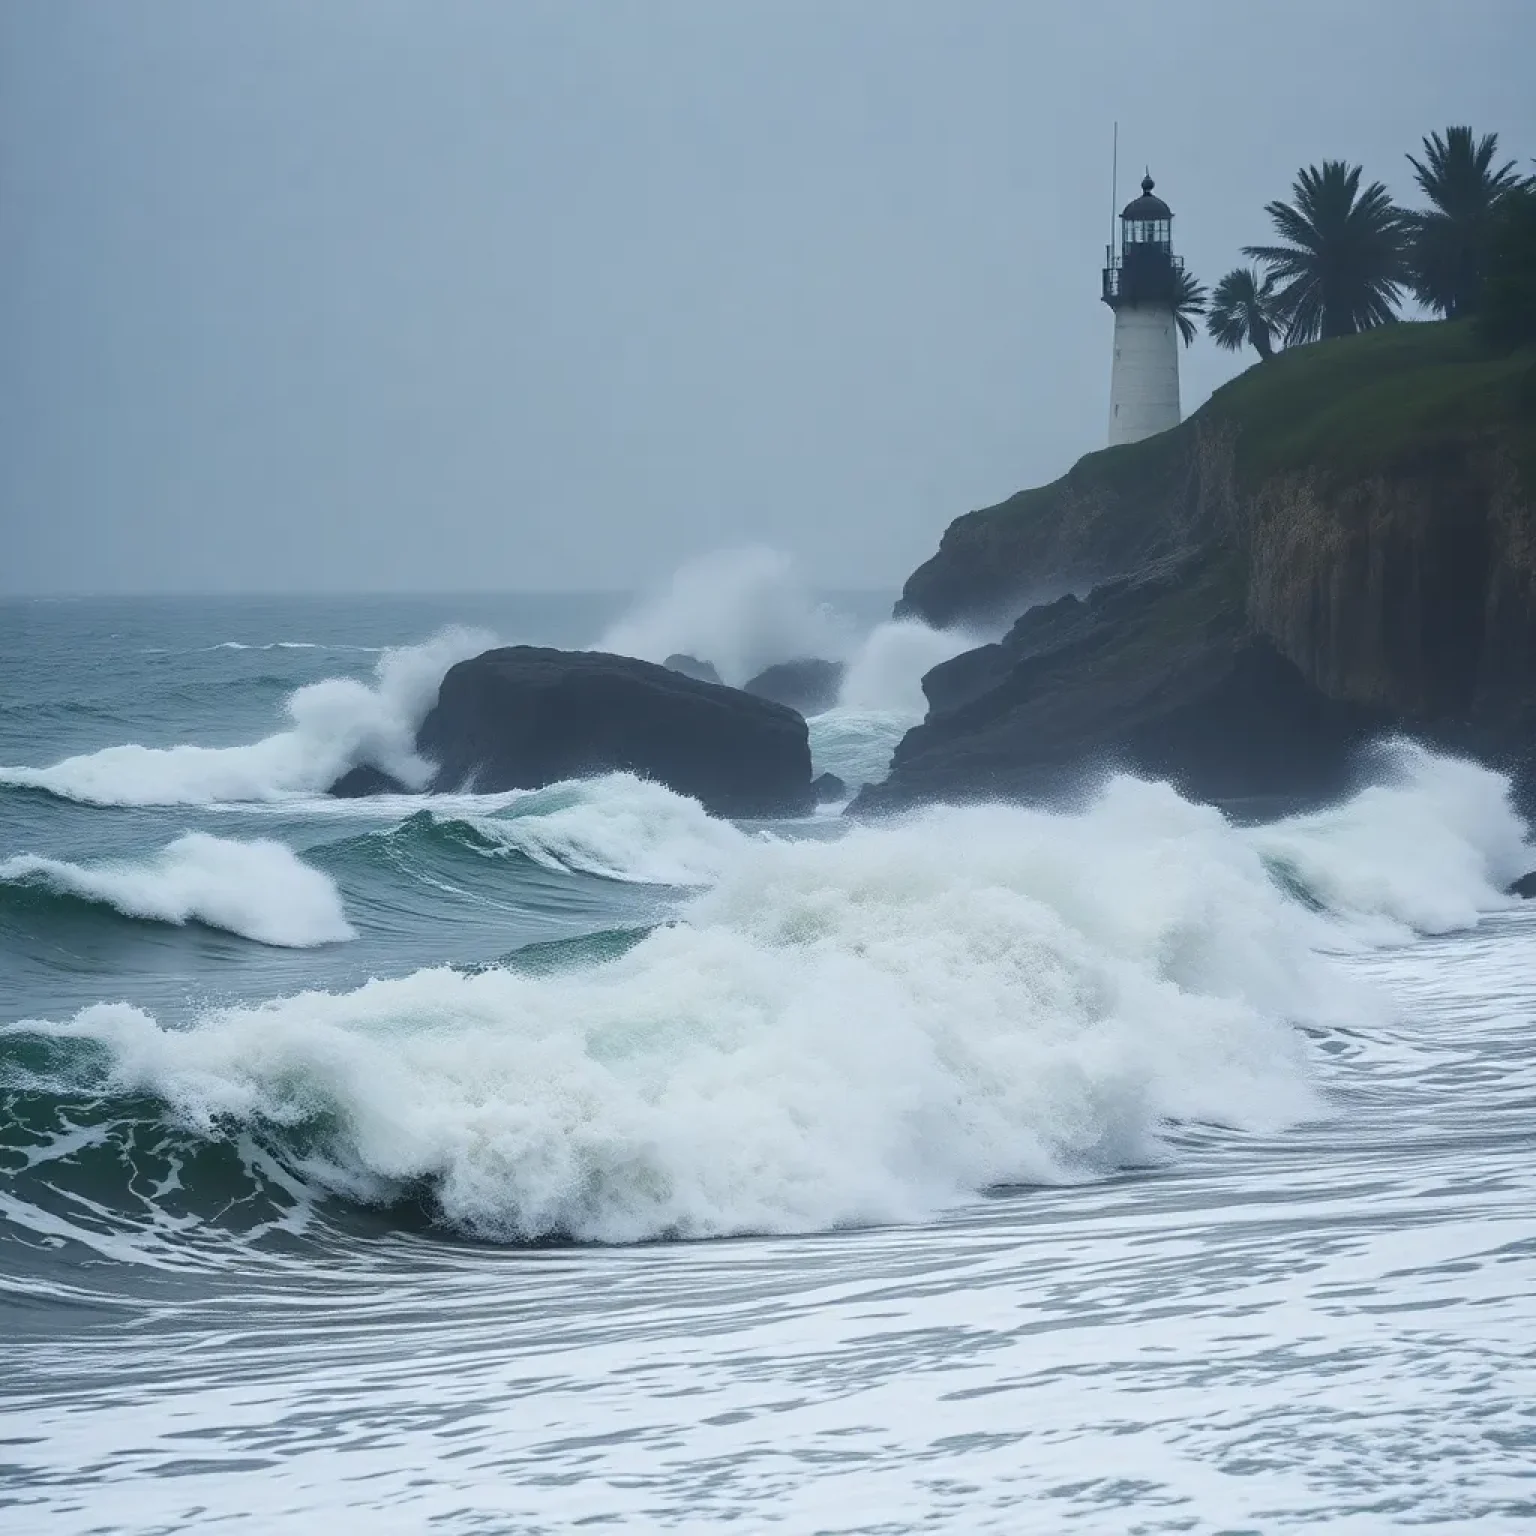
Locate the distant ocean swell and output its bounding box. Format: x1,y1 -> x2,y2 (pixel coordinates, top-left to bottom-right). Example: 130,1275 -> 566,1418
3,744 -> 1526,1250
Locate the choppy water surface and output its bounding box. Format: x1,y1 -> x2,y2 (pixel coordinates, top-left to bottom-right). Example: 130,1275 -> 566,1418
2,586 -> 1534,1533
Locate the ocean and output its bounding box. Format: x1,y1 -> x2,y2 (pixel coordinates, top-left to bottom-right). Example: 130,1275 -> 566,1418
2,581 -> 1534,1534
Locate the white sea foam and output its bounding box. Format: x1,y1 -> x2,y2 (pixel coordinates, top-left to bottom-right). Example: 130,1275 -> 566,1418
1252,741 -> 1530,938
468,774 -> 754,885
0,628 -> 491,807
0,833 -> 353,947
19,775 -> 1391,1244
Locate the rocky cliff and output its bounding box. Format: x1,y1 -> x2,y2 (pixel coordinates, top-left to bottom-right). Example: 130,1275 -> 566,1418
863,321 -> 1536,813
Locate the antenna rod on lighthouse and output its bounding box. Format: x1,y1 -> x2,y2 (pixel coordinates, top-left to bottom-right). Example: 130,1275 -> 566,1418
1110,121 -> 1118,257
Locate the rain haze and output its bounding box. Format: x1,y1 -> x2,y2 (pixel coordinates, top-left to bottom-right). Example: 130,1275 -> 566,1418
3,0 -> 1532,596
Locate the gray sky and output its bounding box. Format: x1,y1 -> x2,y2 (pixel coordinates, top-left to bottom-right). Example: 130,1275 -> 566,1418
3,0 -> 1532,595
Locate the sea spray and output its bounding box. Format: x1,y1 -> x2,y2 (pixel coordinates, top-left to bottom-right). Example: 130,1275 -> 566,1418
807,619 -> 980,786
0,628 -> 492,807
0,834 -> 353,947
596,548 -> 855,686
833,618 -> 978,715
598,550 -> 978,789
1251,741 -> 1531,937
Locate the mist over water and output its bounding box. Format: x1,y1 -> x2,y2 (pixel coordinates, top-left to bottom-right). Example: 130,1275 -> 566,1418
598,546 -> 977,711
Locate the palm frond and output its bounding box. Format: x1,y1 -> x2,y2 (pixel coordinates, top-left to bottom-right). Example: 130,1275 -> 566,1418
1244,160 -> 1408,342
1206,266 -> 1284,358
1405,126 -> 1524,316
1172,267 -> 1206,348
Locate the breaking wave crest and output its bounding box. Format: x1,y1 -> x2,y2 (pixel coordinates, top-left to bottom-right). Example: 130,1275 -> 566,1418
3,745 -> 1525,1248
346,775 -> 752,887
0,833 -> 353,947
0,629 -> 491,807
1252,742 -> 1531,937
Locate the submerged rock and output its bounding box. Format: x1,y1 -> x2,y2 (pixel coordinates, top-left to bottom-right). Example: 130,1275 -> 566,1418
416,646 -> 813,817
663,653 -> 723,686
327,764 -> 410,798
812,772 -> 848,804
743,658 -> 845,716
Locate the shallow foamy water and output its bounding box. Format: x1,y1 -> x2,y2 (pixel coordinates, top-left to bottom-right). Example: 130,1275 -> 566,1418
6,914 -> 1534,1533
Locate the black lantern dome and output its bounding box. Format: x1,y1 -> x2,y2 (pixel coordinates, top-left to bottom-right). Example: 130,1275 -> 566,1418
1101,171 -> 1184,308
1119,173 -> 1172,224
1119,174 -> 1173,248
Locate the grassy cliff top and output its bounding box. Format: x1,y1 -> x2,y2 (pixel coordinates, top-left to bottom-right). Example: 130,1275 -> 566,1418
1201,319 -> 1536,487
899,319 -> 1535,625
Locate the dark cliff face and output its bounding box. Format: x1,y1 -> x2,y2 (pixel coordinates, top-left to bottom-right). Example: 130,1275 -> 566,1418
895,426 -> 1217,628
868,323 -> 1536,813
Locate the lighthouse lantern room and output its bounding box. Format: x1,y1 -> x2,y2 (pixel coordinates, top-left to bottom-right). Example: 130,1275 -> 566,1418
1101,173 -> 1185,447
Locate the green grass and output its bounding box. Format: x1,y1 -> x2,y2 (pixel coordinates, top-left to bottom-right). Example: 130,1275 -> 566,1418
1196,319 -> 1536,489
912,318 -> 1535,624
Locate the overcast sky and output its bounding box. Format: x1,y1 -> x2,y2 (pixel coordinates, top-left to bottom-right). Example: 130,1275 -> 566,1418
3,0 -> 1532,595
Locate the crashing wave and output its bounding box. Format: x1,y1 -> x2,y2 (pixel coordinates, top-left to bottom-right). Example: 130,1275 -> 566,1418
0,629 -> 491,807
0,833 -> 354,947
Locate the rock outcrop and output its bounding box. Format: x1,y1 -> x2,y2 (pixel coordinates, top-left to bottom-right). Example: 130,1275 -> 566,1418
663,653 -> 723,686
857,551 -> 1387,813
327,764 -> 411,798
416,647 -> 814,817
812,771 -> 848,804
865,322 -> 1536,813
743,658 -> 845,716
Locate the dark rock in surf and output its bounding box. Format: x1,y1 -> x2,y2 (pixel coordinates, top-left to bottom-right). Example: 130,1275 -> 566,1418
743,658 -> 845,716
416,646 -> 813,817
327,764 -> 411,798
1510,870 -> 1536,899
851,551 -> 1388,815
663,653 -> 723,686
812,772 -> 848,804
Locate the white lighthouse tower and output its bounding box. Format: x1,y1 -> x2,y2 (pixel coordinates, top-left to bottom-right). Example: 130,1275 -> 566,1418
1102,173 -> 1185,447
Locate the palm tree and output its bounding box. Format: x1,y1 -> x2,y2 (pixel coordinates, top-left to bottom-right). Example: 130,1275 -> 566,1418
1205,266 -> 1286,359
1405,126 -> 1524,318
1244,160 -> 1409,343
1172,267 -> 1207,347
1480,181 -> 1536,347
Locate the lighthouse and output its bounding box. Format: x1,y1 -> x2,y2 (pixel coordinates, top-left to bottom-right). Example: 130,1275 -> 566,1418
1101,173 -> 1185,447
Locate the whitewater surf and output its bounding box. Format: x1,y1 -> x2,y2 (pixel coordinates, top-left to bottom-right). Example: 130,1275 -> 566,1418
3,578 -> 1534,1532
